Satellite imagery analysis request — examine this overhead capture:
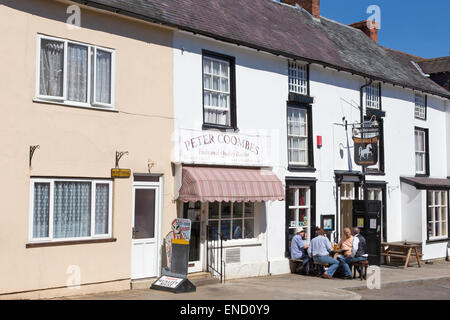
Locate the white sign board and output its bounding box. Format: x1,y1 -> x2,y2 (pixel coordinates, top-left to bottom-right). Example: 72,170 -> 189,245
153,276 -> 183,289
174,128 -> 273,166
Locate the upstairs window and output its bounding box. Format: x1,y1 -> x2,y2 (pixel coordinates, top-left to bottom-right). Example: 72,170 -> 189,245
37,35 -> 115,109
288,61 -> 308,95
202,52 -> 236,128
415,93 -> 427,120
287,105 -> 311,166
365,82 -> 381,110
415,127 -> 429,175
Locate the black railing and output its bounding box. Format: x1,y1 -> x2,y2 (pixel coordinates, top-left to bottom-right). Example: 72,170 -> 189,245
206,225 -> 225,283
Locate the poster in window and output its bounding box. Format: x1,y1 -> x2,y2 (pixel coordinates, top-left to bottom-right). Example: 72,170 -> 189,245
370,218 -> 377,230
320,215 -> 335,231
357,218 -> 365,228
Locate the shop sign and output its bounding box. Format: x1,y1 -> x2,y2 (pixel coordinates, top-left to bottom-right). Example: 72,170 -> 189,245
174,129 -> 272,166
353,136 -> 378,166
111,168 -> 131,178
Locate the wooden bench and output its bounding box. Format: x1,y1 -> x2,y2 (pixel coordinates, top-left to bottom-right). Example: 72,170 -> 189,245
352,260 -> 369,280
381,242 -> 423,269
289,259 -> 305,274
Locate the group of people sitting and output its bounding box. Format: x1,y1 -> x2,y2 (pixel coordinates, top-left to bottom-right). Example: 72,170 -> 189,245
290,226 -> 368,279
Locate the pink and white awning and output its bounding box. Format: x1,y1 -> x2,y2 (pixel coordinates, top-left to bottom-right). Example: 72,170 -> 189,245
178,166 -> 285,203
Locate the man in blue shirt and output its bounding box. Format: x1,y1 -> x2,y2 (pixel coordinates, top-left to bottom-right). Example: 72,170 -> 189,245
308,228 -> 352,279
290,227 -> 311,274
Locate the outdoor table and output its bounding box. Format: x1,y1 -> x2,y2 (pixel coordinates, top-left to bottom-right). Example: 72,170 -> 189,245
330,249 -> 348,259
381,242 -> 422,269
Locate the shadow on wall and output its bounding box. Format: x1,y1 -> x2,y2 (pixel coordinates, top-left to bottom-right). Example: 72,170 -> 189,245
1,0 -> 172,48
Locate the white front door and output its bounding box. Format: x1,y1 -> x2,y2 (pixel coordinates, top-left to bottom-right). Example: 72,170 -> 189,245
131,182 -> 161,279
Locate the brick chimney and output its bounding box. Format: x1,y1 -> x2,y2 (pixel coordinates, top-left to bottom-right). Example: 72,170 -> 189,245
281,0 -> 320,19
349,20 -> 379,43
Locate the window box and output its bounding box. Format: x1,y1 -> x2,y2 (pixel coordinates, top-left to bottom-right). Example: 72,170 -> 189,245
29,178 -> 113,243
36,34 -> 115,110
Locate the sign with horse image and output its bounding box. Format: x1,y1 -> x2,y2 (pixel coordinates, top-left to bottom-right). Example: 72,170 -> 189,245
353,136 -> 378,166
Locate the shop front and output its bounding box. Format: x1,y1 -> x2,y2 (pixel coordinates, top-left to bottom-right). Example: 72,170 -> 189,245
173,129 -> 284,279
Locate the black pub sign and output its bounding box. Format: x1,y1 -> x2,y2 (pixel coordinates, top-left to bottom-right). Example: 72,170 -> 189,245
353,136 -> 378,166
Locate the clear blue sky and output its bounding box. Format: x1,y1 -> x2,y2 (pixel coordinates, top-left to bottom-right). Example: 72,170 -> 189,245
277,0 -> 450,59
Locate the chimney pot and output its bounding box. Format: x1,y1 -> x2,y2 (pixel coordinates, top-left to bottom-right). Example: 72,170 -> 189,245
349,20 -> 379,43
280,0 -> 320,19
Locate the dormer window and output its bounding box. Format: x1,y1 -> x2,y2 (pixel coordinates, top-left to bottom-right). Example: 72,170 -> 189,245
288,61 -> 308,95
365,82 -> 381,110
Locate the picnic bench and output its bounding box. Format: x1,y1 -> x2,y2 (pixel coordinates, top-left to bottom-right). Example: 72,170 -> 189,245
381,241 -> 423,269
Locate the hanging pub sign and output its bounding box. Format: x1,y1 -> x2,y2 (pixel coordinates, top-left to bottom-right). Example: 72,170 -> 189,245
353,136 -> 379,166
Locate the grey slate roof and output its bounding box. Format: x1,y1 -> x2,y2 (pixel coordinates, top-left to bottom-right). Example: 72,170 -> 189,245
400,176 -> 450,190
71,0 -> 450,98
417,57 -> 450,74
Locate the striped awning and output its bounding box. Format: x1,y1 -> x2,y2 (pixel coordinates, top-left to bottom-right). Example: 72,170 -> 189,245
178,166 -> 285,203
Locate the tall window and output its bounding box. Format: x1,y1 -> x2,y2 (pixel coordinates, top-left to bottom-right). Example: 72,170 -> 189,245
288,61 -> 308,95
427,191 -> 448,240
203,52 -> 235,128
415,128 -> 428,175
287,106 -> 310,166
287,186 -> 311,242
37,35 -> 115,108
365,82 -> 381,110
30,178 -> 112,242
208,202 -> 254,240
415,93 -> 427,120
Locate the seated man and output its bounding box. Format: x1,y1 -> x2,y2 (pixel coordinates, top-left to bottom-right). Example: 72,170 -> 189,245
290,227 -> 311,274
350,227 -> 369,277
336,227 -> 353,278
308,228 -> 351,279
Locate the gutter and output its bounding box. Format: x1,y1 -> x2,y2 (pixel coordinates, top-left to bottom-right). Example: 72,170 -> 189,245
69,0 -> 450,100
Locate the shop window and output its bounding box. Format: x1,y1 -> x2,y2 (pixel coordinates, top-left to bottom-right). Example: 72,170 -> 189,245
287,186 -> 311,242
36,34 -> 115,109
30,178 -> 112,242
202,51 -> 236,129
207,202 -> 254,240
427,191 -> 449,240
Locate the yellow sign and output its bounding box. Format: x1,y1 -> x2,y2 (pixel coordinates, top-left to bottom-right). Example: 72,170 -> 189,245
172,239 -> 189,245
111,168 -> 131,178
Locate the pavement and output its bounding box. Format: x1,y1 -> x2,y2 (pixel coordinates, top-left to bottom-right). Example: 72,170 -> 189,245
60,261 -> 450,300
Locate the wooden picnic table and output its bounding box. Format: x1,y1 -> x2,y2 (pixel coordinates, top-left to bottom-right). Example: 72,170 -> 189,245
330,249 -> 348,259
381,242 -> 422,269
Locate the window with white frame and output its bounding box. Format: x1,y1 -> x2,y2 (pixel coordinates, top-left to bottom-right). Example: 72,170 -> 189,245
288,61 -> 308,95
415,128 -> 427,175
287,186 -> 311,242
365,82 -> 380,109
37,34 -> 115,108
208,202 -> 254,240
340,183 -> 355,200
415,93 -> 426,120
427,190 -> 448,240
367,188 -> 382,201
203,55 -> 232,127
287,106 -> 309,165
30,178 -> 112,242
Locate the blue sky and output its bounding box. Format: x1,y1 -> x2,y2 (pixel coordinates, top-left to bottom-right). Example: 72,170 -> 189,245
277,0 -> 449,59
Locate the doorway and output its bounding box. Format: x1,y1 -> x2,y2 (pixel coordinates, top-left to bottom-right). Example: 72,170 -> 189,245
340,183 -> 355,237
183,201 -> 204,273
131,181 -> 161,279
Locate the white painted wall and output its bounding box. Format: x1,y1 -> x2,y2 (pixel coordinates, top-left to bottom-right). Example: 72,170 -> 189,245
172,30 -> 450,278
401,182 -> 423,242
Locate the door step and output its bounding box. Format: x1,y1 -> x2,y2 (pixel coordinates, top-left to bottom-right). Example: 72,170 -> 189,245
188,272 -> 221,287
131,277 -> 157,290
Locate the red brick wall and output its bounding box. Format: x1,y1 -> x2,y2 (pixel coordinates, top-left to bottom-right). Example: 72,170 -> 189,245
281,0 -> 320,18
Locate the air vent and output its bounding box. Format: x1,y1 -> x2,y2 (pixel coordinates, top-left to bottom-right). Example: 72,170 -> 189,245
226,248 -> 241,264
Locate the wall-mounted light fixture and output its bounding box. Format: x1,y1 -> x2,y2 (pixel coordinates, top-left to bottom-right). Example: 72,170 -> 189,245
29,145 -> 40,169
